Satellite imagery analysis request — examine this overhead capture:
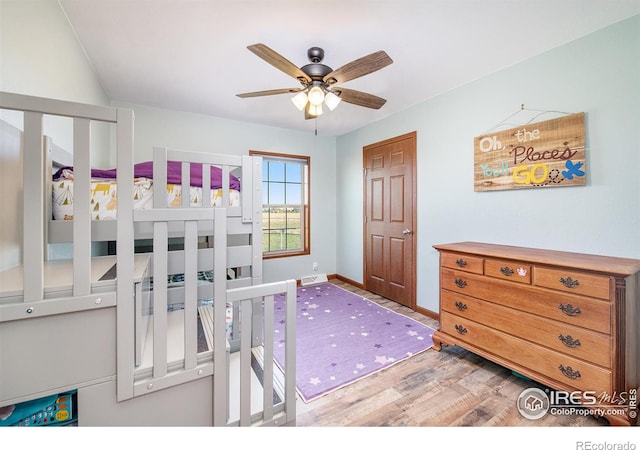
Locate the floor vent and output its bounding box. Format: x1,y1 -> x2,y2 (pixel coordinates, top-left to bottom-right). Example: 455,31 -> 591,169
300,273 -> 328,286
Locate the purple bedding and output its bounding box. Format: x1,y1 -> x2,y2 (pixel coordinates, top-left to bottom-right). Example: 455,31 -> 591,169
53,160 -> 241,191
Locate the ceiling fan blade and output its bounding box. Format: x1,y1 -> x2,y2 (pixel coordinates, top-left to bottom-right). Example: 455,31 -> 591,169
236,88 -> 302,98
247,43 -> 311,83
333,87 -> 387,109
323,50 -> 393,86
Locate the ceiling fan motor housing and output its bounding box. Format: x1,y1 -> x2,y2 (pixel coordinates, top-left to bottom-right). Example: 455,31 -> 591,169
301,47 -> 333,83
301,63 -> 332,82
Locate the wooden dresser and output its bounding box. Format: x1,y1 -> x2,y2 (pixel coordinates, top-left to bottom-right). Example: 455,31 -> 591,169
432,242 -> 640,425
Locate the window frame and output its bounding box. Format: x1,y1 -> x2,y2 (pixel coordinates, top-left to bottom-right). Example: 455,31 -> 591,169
250,150 -> 310,259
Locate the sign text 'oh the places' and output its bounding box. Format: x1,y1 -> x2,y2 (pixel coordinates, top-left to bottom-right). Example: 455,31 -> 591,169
473,113 -> 586,192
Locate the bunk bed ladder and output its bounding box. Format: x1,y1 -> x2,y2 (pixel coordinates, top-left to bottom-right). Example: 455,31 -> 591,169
128,206 -> 223,397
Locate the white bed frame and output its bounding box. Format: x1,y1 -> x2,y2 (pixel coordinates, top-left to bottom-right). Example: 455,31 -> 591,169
0,91 -> 297,427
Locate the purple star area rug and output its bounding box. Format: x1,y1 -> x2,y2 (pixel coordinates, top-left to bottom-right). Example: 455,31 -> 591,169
272,282 -> 435,403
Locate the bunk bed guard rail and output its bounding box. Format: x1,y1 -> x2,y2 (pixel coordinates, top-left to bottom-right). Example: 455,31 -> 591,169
0,92 -> 132,317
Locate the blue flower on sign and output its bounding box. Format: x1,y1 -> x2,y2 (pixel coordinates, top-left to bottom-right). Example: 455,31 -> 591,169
562,160 -> 585,180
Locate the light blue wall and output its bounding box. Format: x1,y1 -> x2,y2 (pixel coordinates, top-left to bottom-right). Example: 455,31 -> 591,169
0,0 -> 107,103
336,15 -> 640,313
0,0 -> 111,161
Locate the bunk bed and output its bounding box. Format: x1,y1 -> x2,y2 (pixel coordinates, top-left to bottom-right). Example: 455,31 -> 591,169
0,91 -> 297,427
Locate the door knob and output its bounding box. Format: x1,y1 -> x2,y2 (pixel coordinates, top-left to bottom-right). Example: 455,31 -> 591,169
403,228 -> 412,235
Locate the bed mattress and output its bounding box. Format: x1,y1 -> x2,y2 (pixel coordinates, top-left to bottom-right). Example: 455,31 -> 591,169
52,171 -> 240,221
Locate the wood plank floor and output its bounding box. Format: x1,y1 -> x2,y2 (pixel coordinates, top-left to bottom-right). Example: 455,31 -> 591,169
294,279 -> 608,427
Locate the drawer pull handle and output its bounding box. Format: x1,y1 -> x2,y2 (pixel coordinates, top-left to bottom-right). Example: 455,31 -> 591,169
454,278 -> 467,288
454,301 -> 467,311
455,259 -> 467,267
559,276 -> 580,289
558,303 -> 581,316
500,266 -> 514,276
454,324 -> 468,335
558,364 -> 581,380
558,334 -> 581,348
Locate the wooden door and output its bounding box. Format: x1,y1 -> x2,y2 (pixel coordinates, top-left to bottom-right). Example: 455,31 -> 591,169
363,132 -> 416,309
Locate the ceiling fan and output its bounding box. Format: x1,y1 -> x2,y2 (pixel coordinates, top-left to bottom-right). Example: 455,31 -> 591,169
236,43 -> 393,119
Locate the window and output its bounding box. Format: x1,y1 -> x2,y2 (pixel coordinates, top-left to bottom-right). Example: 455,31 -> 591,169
250,151 -> 310,258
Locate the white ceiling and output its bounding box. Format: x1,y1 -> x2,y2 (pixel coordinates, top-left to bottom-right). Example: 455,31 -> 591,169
59,0 -> 640,137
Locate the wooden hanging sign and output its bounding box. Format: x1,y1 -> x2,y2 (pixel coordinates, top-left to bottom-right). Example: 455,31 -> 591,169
474,112 -> 586,192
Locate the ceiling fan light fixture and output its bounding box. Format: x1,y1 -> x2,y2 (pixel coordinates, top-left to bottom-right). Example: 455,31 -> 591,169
307,86 -> 325,106
324,91 -> 341,111
308,103 -> 323,116
291,91 -> 308,111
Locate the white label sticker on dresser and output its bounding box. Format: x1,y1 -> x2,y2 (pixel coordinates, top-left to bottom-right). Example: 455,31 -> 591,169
517,267 -> 527,276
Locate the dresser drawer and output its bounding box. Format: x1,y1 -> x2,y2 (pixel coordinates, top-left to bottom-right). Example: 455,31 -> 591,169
441,290 -> 611,368
441,252 -> 484,274
440,268 -> 611,334
534,266 -> 611,300
440,312 -> 612,395
485,258 -> 531,284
